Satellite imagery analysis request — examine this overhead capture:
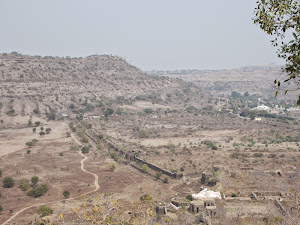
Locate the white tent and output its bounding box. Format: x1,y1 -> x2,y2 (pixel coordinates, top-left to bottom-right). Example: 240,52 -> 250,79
192,188 -> 221,200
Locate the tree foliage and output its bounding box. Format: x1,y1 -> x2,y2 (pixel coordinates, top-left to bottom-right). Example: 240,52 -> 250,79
37,206 -> 53,217
63,190 -> 70,198
3,177 -> 14,188
27,184 -> 48,198
19,179 -> 29,191
31,176 -> 39,185
254,0 -> 300,104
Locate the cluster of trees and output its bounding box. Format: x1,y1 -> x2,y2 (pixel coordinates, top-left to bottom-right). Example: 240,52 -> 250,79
28,184 -> 49,198
2,175 -> 48,198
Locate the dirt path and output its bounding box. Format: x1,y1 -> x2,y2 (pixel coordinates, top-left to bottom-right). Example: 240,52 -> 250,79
2,134 -> 99,225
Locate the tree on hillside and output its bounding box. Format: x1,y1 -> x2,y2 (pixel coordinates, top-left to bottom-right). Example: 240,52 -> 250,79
3,177 -> 14,188
19,179 -> 29,191
31,176 -> 39,186
45,128 -> 51,134
254,0 -> 300,104
37,206 -> 53,217
63,190 -> 70,198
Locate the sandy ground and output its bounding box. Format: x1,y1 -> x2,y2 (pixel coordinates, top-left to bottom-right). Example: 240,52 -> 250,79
130,129 -> 239,147
0,121 -> 67,157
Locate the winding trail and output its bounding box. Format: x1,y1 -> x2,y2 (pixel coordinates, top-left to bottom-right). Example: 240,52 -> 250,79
2,134 -> 99,225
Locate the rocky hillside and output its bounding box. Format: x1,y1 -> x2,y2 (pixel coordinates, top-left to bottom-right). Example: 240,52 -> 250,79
0,53 -> 189,117
148,66 -> 298,99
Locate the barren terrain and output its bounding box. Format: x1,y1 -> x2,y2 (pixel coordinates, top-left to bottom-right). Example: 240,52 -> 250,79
0,53 -> 299,224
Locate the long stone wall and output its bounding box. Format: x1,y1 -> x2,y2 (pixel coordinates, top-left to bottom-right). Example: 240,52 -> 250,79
103,137 -> 182,179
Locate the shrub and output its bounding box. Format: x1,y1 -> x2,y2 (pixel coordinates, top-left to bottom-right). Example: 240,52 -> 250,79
26,141 -> 34,147
141,164 -> 149,173
230,152 -> 240,159
3,177 -> 14,188
140,194 -> 152,201
253,153 -> 263,158
232,193 -> 237,197
163,177 -> 169,183
6,109 -> 15,115
108,163 -> 116,172
33,108 -> 39,114
77,130 -> 89,143
105,108 -> 114,117
37,206 -> 53,217
155,172 -> 162,179
31,176 -> 39,185
63,190 -> 70,198
0,205 -> 2,213
34,121 -> 40,126
81,147 -> 89,154
144,108 -> 153,114
19,179 -> 29,191
110,153 -> 118,162
0,169 -> 2,177
186,194 -> 193,201
138,130 -> 148,138
45,128 -> 51,134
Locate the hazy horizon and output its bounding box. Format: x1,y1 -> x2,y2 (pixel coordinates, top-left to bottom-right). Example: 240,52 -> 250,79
0,0 -> 284,71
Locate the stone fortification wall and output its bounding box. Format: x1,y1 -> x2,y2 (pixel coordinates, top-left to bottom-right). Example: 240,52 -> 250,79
104,138 -> 182,179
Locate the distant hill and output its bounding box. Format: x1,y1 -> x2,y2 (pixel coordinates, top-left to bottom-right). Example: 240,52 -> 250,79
0,53 -> 187,117
147,66 -> 298,100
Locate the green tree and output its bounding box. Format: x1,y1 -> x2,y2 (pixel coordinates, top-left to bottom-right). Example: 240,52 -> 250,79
81,146 -> 89,154
105,108 -> 114,117
0,169 -> 2,177
32,127 -> 36,133
254,0 -> 300,104
27,184 -> 48,198
34,121 -> 40,126
186,194 -> 193,201
3,177 -> 14,188
31,176 -> 39,186
45,128 -> 51,134
0,205 -> 2,213
63,190 -> 70,198
37,206 -> 53,217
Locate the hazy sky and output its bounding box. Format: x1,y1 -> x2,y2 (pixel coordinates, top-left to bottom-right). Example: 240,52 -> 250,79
0,0 -> 284,70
